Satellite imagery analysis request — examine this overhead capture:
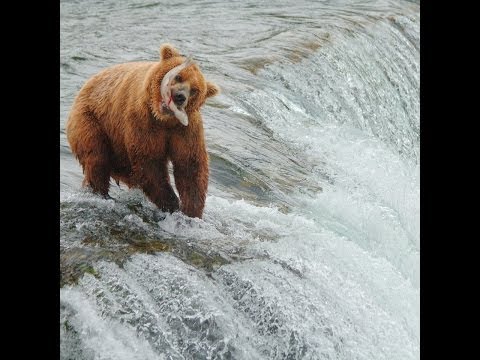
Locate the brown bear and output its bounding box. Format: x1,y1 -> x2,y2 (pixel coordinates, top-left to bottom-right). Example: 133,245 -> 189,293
66,44 -> 219,219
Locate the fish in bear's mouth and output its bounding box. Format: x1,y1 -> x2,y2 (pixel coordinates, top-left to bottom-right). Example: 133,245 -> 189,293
160,58 -> 193,126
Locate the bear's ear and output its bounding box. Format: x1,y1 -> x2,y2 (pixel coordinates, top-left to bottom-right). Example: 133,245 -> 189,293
206,82 -> 220,98
160,43 -> 180,61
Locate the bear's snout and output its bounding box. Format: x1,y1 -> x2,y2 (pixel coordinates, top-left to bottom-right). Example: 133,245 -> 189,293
173,91 -> 187,106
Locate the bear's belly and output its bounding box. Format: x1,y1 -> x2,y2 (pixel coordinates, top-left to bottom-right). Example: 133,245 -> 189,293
110,150 -> 131,176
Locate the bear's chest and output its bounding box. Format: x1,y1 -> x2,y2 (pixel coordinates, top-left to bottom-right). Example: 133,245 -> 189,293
141,123 -> 188,160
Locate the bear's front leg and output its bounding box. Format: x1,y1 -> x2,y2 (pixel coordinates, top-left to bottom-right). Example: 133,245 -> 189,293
172,154 -> 209,219
143,172 -> 180,214
130,154 -> 179,213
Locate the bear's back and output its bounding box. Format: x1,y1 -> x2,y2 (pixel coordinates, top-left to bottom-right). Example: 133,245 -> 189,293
81,62 -> 154,109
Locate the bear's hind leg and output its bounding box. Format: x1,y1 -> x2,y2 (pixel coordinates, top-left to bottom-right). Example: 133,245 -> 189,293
67,111 -> 112,197
82,148 -> 111,197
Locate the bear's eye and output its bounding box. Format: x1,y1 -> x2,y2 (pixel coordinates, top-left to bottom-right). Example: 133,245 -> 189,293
174,75 -> 182,82
190,88 -> 198,96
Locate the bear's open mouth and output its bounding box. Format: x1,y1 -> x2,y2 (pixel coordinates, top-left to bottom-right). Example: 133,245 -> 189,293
161,102 -> 175,116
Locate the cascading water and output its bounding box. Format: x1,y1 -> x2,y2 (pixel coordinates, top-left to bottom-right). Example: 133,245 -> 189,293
60,0 -> 419,358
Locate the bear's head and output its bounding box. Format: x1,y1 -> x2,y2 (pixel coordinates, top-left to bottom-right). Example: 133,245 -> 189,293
148,43 -> 219,125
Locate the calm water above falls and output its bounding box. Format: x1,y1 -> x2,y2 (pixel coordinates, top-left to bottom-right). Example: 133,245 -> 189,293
60,0 -> 420,359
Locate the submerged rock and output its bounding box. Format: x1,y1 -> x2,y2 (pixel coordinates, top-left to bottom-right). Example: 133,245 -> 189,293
60,190 -> 231,287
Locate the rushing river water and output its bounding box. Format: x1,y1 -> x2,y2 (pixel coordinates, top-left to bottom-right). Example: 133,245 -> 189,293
60,0 -> 420,358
